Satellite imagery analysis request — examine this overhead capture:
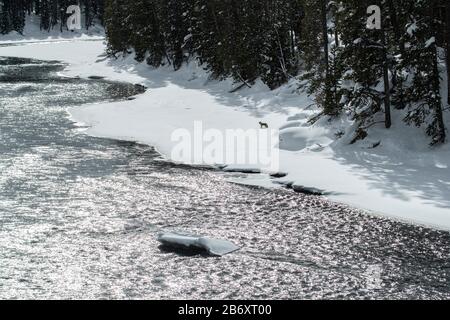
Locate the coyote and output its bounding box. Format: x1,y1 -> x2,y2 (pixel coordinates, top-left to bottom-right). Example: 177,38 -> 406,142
259,121 -> 269,129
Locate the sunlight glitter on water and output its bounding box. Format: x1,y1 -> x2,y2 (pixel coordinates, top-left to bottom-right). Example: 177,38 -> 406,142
0,57 -> 450,299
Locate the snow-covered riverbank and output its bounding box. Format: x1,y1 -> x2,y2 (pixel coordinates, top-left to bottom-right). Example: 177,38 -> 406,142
1,37 -> 450,231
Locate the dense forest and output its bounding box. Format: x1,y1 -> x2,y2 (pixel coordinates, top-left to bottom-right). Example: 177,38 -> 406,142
1,0 -> 450,145
104,0 -> 450,145
0,0 -> 104,32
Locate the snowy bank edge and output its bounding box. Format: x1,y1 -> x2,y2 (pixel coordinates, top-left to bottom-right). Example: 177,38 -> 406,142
3,38 -> 450,232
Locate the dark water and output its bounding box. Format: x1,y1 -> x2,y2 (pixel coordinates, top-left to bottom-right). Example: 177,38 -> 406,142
0,56 -> 449,300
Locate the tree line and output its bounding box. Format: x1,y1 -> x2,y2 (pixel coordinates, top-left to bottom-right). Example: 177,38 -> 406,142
105,0 -> 303,89
104,0 -> 450,145
0,0 -> 104,33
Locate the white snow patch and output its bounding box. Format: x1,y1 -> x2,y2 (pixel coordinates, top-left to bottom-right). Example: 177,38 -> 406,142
425,37 -> 436,48
407,22 -> 417,36
157,232 -> 240,256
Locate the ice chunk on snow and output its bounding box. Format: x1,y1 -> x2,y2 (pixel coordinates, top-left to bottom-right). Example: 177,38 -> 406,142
157,232 -> 239,256
425,37 -> 435,48
407,22 -> 417,36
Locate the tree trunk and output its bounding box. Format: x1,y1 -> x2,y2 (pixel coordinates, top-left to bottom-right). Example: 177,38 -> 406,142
446,1 -> 450,105
321,0 -> 329,80
432,44 -> 446,143
381,27 -> 392,129
386,0 -> 405,110
321,0 -> 334,115
386,0 -> 405,55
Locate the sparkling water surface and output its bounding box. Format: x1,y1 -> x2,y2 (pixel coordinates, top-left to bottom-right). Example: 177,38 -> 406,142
0,56 -> 449,300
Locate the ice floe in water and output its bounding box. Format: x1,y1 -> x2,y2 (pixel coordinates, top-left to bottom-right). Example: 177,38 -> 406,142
157,232 -> 239,256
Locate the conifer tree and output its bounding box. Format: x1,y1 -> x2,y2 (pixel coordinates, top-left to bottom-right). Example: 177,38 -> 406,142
104,0 -> 130,56
401,0 -> 446,144
0,0 -> 103,34
0,0 -> 12,34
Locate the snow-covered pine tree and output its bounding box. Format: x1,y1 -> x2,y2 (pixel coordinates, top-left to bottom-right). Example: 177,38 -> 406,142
0,0 -> 12,34
189,0 -> 228,79
444,0 -> 450,105
50,0 -> 58,29
0,0 -> 103,34
0,0 -> 26,34
39,0 -> 51,31
164,0 -> 191,70
83,0 -> 95,30
58,0 -> 70,32
259,0 -> 302,89
401,0 -> 446,145
301,0 -> 342,117
104,0 -> 130,56
335,0 -> 395,140
143,0 -> 167,67
126,0 -> 154,63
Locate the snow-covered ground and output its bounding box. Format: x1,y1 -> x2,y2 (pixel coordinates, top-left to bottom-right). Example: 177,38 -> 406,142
1,34 -> 450,231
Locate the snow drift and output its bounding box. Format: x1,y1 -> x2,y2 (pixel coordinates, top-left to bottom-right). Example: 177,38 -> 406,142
157,232 -> 240,256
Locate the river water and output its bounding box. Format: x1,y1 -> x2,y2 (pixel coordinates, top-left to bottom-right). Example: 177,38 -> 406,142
0,56 -> 449,300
